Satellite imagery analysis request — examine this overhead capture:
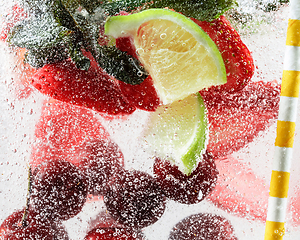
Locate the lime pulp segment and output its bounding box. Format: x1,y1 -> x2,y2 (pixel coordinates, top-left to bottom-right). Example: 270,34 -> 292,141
142,93 -> 208,175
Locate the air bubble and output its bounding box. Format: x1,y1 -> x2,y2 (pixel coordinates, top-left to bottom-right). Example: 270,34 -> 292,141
136,48 -> 144,55
160,33 -> 167,39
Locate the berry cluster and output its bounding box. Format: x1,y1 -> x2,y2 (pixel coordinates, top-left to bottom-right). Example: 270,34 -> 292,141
0,1 -> 282,239
0,136 -> 229,239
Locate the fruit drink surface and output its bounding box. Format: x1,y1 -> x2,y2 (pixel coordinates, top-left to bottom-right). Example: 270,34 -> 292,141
1,1 -> 300,240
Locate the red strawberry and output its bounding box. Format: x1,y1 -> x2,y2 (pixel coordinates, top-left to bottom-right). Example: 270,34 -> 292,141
206,156 -> 269,221
30,54 -> 136,115
30,99 -> 109,168
201,80 -> 280,159
193,15 -> 255,93
116,36 -> 138,59
117,75 -> 160,111
0,4 -> 27,41
116,37 -> 161,111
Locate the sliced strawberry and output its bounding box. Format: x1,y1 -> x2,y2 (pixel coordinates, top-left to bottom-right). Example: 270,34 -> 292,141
0,4 -> 27,41
30,57 -> 136,115
206,156 -> 269,221
30,99 -> 110,168
117,75 -> 160,111
193,15 -> 255,93
201,80 -> 280,159
116,37 -> 160,112
116,36 -> 138,59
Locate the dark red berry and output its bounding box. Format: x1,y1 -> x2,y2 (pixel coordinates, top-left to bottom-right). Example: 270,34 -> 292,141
85,211 -> 144,240
84,227 -> 142,240
116,37 -> 138,59
51,223 -> 70,240
153,152 -> 218,204
118,76 -> 160,111
169,213 -> 238,240
0,209 -> 53,240
30,159 -> 88,221
77,139 -> 124,196
104,170 -> 166,229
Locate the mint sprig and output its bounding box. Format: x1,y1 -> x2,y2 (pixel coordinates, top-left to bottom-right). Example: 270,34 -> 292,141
150,0 -> 238,21
10,0 -> 91,70
8,0 -> 238,85
9,0 -> 148,84
101,0 -> 238,21
96,45 -> 148,85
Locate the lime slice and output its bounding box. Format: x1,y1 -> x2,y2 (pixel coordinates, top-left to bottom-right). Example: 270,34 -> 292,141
105,9 -> 226,104
142,93 -> 208,175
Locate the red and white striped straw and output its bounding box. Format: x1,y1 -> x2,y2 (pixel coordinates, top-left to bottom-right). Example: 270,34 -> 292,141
264,0 -> 300,239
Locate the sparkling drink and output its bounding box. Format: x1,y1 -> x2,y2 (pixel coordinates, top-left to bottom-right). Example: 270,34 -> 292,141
1,1 -> 300,239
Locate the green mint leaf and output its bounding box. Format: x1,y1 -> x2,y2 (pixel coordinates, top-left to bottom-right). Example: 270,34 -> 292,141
96,45 -> 149,85
12,0 -> 148,84
9,14 -> 69,49
24,46 -> 69,68
101,0 -> 149,16
77,0 -> 103,13
102,0 -> 237,21
149,0 -> 238,21
10,0 -> 91,70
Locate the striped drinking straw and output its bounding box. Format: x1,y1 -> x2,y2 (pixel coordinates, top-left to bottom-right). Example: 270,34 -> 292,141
264,0 -> 300,239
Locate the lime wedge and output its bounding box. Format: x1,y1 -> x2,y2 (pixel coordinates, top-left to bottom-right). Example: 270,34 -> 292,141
105,9 -> 226,104
142,93 -> 208,175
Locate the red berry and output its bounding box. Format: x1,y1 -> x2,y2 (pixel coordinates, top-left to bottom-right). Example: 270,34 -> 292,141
77,139 -> 124,196
201,80 -> 280,158
118,76 -> 160,111
85,210 -> 144,240
104,170 -> 166,229
169,213 -> 238,240
30,159 -> 88,221
0,4 -> 27,41
206,157 -> 269,222
116,37 -> 138,59
116,37 -> 160,112
84,227 -> 142,240
30,57 -> 136,115
0,209 -> 53,240
30,100 -> 109,168
153,152 -> 218,204
194,15 -> 255,93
